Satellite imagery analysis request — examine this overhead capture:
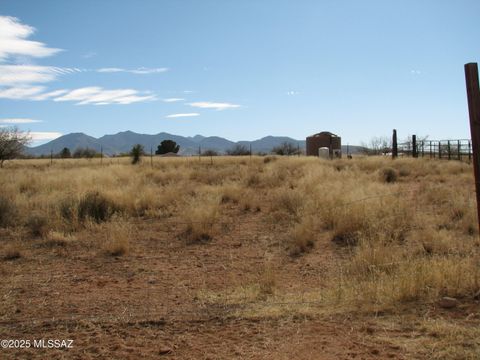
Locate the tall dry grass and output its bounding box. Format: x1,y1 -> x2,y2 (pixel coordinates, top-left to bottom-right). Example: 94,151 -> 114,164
0,156 -> 478,313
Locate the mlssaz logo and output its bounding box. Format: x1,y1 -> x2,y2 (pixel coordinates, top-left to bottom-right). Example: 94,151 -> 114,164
34,339 -> 74,348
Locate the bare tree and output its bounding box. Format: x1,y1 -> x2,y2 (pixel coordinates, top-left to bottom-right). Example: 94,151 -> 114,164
272,142 -> 300,156
360,136 -> 391,156
0,127 -> 31,167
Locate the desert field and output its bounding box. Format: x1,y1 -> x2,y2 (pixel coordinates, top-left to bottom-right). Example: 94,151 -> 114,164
0,155 -> 479,359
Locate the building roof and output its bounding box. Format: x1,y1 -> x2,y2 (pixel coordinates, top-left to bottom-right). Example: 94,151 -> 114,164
308,131 -> 339,138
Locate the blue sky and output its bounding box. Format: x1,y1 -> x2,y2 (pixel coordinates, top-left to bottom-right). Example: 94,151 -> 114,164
0,0 -> 479,145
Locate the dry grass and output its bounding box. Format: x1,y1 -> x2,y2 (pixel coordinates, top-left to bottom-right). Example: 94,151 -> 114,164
0,155 -> 478,358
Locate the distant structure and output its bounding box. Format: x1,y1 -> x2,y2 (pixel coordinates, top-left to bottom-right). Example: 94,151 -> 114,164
306,131 -> 342,158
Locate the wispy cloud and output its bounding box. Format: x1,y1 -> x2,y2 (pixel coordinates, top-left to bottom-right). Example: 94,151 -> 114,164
0,16 -> 160,106
0,86 -> 70,101
0,65 -> 82,86
30,131 -> 62,141
286,90 -> 300,96
0,16 -> 61,61
0,118 -> 42,124
97,67 -> 168,74
54,86 -> 156,105
0,85 -> 45,100
166,113 -> 200,118
410,70 -> 421,75
189,101 -> 240,110
0,85 -> 155,105
163,98 -> 184,103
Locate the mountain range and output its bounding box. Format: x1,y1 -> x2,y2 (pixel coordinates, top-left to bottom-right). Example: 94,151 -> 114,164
25,131 -> 362,156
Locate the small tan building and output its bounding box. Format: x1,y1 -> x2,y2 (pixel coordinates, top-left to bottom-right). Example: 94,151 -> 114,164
306,132 -> 342,158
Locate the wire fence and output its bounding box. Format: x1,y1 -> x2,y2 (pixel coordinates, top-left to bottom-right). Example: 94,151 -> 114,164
0,190 -> 477,327
398,139 -> 473,161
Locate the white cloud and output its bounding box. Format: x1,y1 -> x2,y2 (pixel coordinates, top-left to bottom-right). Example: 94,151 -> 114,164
0,85 -> 155,105
0,86 -> 70,101
97,67 -> 168,74
189,101 -> 240,110
0,65 -> 81,86
286,90 -> 300,96
163,98 -> 184,103
0,85 -> 45,99
32,89 -> 68,100
0,118 -> 42,124
30,131 -> 62,141
0,16 -> 158,106
54,86 -> 157,105
0,16 -> 61,61
410,70 -> 421,75
166,113 -> 200,118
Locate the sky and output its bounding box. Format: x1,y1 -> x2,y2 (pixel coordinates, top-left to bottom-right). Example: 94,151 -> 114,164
0,0 -> 479,145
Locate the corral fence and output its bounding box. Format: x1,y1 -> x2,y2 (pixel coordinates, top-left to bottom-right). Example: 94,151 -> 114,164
398,139 -> 473,161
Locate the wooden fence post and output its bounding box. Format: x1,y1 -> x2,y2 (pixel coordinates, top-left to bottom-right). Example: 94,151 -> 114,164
465,62 -> 480,231
412,135 -> 417,158
392,129 -> 398,159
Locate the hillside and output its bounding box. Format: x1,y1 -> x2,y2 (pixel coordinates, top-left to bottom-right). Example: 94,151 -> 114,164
26,131 -> 363,156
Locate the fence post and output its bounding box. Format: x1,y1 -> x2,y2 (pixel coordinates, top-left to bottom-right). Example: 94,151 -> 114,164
469,140 -> 472,162
458,140 -> 461,160
412,135 -> 417,158
198,146 -> 201,162
50,149 -> 53,165
439,141 -> 442,159
392,129 -> 398,159
465,62 -> 480,231
150,146 -> 153,168
447,140 -> 451,160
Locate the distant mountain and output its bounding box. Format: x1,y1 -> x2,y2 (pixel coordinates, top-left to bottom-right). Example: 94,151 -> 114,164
25,131 -> 363,156
238,136 -> 306,153
27,132 -> 115,156
189,135 -> 206,143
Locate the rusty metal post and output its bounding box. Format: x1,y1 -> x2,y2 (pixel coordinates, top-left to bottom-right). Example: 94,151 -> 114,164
392,129 -> 398,159
465,63 -> 480,231
412,135 -> 417,158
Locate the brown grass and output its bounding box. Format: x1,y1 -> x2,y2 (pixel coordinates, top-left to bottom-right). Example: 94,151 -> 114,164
0,156 -> 478,358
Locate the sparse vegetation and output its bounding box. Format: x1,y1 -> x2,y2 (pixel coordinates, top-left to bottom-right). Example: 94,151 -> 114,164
0,155 -> 478,359
130,143 -> 145,164
0,195 -> 16,227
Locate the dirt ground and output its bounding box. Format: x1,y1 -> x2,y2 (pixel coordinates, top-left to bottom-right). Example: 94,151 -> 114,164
1,157 -> 479,359
1,207 -> 478,359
